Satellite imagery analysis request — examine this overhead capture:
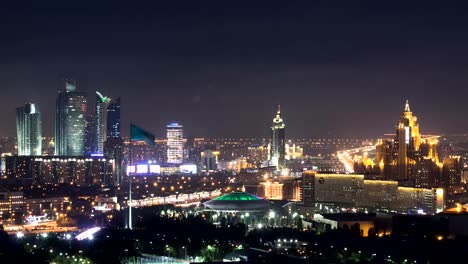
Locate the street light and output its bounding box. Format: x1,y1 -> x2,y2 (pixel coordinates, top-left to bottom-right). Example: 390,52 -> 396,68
182,246 -> 187,263
269,211 -> 276,219
166,245 -> 170,261
207,245 -> 215,261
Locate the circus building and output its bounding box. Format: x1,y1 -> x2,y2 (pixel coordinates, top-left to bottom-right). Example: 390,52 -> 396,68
203,192 -> 272,212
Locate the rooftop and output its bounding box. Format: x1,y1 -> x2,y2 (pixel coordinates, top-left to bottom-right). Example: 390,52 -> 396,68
214,192 -> 261,201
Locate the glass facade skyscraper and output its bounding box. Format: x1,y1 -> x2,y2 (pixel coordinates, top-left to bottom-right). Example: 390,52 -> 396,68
167,123 -> 184,164
106,97 -> 121,139
95,91 -> 111,154
55,81 -> 87,156
16,103 -> 42,156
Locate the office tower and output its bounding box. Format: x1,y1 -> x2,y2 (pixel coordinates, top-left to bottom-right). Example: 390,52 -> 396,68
270,105 -> 285,169
395,100 -> 421,180
352,100 -> 463,192
55,80 -> 87,156
166,123 -> 184,164
371,101 -> 439,182
84,114 -> 96,156
105,138 -> 123,186
95,91 -> 111,154
201,149 -> 218,171
107,97 -> 121,139
104,97 -> 122,185
16,103 -> 42,156
302,171 -> 316,207
442,156 -> 462,192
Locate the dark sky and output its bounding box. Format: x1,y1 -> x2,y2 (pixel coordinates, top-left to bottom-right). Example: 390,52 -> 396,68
2,1 -> 468,138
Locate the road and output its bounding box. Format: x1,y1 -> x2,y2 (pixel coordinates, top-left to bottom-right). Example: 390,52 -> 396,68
337,135 -> 440,173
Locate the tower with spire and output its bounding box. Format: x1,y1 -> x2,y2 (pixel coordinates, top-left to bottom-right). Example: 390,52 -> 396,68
270,104 -> 286,169
395,99 -> 421,180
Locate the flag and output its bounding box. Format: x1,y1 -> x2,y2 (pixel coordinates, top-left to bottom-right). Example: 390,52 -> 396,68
130,123 -> 155,146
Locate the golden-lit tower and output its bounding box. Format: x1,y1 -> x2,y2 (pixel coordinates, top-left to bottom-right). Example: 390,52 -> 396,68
395,100 -> 421,180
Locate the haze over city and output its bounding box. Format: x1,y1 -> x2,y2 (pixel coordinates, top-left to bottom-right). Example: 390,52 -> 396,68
2,1 -> 468,138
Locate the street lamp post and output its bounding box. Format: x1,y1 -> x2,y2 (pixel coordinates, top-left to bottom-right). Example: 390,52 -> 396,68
182,246 -> 187,263
166,245 -> 171,263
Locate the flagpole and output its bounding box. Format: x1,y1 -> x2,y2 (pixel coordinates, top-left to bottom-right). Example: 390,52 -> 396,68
129,124 -> 133,229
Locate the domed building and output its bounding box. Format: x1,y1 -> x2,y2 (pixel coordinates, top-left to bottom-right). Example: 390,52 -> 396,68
203,192 -> 272,212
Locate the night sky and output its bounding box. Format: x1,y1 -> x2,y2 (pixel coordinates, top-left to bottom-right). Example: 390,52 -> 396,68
2,1 -> 468,138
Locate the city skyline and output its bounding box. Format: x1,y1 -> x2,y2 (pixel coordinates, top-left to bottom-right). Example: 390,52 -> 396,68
2,2 -> 468,138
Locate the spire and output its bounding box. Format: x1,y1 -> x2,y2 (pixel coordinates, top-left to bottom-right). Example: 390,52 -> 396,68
277,104 -> 281,114
404,99 -> 411,112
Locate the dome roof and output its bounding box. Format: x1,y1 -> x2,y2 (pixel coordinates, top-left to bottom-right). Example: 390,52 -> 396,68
213,192 -> 262,201
203,192 -> 271,212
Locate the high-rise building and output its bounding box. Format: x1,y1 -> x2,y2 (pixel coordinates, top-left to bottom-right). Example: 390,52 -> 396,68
371,100 -> 442,184
95,91 -> 111,154
104,97 -> 122,185
270,105 -> 285,169
302,171 -> 316,207
166,123 -> 184,164
442,156 -> 462,192
105,138 -> 123,186
55,80 -> 88,156
16,103 -> 42,156
201,149 -> 219,171
84,114 -> 96,156
395,100 -> 421,180
107,97 -> 121,139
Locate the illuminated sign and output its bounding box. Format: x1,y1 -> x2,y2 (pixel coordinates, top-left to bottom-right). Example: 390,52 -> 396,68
127,165 -> 136,173
149,164 -> 161,174
136,164 -> 149,174
91,153 -> 104,157
180,164 -> 197,174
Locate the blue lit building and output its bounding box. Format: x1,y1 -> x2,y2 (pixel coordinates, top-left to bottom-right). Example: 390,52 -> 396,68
167,123 -> 184,164
16,103 -> 42,156
106,97 -> 121,139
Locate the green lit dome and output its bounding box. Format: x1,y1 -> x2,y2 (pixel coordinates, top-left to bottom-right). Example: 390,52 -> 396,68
214,192 -> 261,201
204,192 -> 271,212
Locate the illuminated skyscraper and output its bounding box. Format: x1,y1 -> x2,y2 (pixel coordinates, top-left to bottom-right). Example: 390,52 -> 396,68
395,100 -> 421,180
84,114 -> 96,155
95,91 -> 111,154
55,80 -> 87,156
107,97 -> 121,139
270,105 -> 285,169
367,100 -> 445,187
166,123 -> 184,164
16,103 -> 42,156
105,97 -> 122,185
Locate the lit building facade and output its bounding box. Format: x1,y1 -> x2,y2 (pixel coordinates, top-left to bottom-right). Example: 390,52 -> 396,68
270,105 -> 285,169
441,156 -> 462,192
201,149 -> 219,171
55,81 -> 87,156
361,101 -> 444,187
107,97 -> 121,139
16,103 -> 42,156
95,91 -> 111,154
302,171 -> 445,214
260,181 -> 284,200
167,123 -> 184,164
4,156 -> 114,187
0,190 -> 23,220
285,140 -> 303,160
